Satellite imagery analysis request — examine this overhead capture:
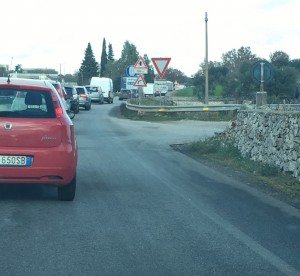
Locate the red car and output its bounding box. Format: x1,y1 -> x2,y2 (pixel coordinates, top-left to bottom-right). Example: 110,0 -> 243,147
0,77 -> 78,201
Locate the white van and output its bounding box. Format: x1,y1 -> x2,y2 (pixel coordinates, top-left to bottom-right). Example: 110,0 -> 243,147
90,77 -> 114,104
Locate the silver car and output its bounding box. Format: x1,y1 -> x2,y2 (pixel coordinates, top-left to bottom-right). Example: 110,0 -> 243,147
85,85 -> 104,104
75,86 -> 92,110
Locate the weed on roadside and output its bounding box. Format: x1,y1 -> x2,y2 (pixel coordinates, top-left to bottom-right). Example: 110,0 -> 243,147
120,103 -> 237,122
182,137 -> 300,208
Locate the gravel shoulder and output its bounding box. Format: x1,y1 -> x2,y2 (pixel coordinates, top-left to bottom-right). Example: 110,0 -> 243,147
172,144 -> 300,210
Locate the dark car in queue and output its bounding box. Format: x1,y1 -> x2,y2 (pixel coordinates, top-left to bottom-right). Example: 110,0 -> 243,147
0,77 -> 78,201
119,88 -> 133,101
85,85 -> 104,104
75,86 -> 92,110
63,84 -> 80,114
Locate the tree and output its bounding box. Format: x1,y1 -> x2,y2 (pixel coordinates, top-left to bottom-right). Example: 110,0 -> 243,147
164,68 -> 188,85
0,65 -> 7,77
63,73 -> 77,83
100,38 -> 107,77
26,68 -> 58,74
270,51 -> 289,67
222,46 -> 257,73
143,54 -> 155,83
120,40 -> 139,65
14,64 -> 23,73
107,43 -> 115,62
78,42 -> 99,85
192,68 -> 205,99
266,66 -> 298,102
111,41 -> 140,91
290,59 -> 300,73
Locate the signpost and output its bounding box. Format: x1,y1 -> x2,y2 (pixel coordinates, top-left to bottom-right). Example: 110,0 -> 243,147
151,58 -> 171,78
125,77 -> 138,89
251,60 -> 273,92
133,74 -> 147,87
133,56 -> 148,74
251,60 -> 273,107
126,65 -> 138,77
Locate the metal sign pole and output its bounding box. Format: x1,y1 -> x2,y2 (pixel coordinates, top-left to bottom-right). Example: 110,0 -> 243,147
204,12 -> 209,104
260,62 -> 265,92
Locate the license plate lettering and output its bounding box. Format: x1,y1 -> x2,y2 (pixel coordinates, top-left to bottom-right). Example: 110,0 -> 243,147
0,155 -> 31,166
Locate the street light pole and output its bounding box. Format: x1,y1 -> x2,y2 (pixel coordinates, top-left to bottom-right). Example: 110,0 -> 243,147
205,12 -> 209,104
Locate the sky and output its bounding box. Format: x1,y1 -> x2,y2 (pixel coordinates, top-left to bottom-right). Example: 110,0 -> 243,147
1,0 -> 299,77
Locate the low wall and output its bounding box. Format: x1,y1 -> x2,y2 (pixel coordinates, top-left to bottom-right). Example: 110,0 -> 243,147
218,108 -> 300,181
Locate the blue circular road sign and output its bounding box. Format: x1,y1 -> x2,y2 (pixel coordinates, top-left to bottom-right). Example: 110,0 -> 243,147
126,65 -> 137,77
251,60 -> 273,83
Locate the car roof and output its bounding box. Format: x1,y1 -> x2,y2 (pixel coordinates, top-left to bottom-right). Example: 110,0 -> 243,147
63,84 -> 76,88
47,80 -> 60,84
0,77 -> 54,90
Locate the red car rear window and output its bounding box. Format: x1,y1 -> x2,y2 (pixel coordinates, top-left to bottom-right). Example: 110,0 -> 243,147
0,88 -> 55,118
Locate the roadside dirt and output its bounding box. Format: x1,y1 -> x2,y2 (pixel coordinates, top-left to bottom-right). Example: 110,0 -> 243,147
171,144 -> 300,210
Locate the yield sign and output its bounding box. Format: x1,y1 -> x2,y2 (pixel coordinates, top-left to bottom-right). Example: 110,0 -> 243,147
133,74 -> 147,87
151,57 -> 171,78
134,56 -> 148,69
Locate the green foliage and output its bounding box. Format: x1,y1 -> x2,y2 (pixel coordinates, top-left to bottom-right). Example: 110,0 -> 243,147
121,41 -> 139,65
164,68 -> 189,84
174,87 -> 194,97
266,66 -> 298,100
143,54 -> 155,83
14,64 -> 23,73
64,73 -> 77,83
107,43 -> 114,61
78,42 -> 99,85
100,38 -> 107,77
270,51 -> 290,67
191,47 -> 299,103
26,68 -> 58,74
212,84 -> 223,97
186,138 -> 281,178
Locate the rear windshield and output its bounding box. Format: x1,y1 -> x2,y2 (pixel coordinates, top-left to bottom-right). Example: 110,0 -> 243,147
76,87 -> 86,95
64,86 -> 75,96
0,88 -> 55,118
86,87 -> 98,93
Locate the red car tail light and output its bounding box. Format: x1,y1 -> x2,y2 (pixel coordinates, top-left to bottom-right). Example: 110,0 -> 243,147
53,100 -> 63,117
80,94 -> 87,98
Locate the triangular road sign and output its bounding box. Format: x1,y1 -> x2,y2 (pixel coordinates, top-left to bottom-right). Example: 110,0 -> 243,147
133,74 -> 147,87
134,56 -> 148,69
151,57 -> 171,78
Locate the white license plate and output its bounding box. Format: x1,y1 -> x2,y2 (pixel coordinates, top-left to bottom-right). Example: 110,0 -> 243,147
0,155 -> 31,166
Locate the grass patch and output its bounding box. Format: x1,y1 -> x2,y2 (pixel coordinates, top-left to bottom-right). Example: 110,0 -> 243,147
184,137 -> 300,207
174,87 -> 194,97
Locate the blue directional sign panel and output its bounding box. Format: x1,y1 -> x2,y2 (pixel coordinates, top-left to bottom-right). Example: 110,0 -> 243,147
126,65 -> 138,77
251,60 -> 273,83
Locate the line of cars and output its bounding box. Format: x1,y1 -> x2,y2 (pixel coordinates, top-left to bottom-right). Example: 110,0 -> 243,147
0,77 -> 115,201
48,81 -> 108,117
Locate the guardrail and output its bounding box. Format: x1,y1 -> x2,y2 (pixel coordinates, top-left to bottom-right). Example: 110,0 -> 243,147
126,102 -> 242,112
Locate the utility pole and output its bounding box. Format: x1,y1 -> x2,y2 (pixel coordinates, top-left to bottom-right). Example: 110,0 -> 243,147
205,12 -> 209,104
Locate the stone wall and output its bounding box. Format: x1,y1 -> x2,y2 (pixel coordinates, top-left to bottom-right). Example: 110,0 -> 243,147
218,108 -> 300,181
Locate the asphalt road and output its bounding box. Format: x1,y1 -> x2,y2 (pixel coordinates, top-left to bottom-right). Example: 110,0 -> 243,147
0,99 -> 299,276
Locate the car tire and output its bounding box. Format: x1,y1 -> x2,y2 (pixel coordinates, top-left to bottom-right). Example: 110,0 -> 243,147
58,173 -> 76,201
